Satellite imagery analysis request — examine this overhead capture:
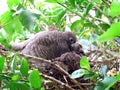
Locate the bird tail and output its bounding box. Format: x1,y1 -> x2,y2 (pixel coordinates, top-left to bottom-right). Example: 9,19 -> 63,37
11,39 -> 30,51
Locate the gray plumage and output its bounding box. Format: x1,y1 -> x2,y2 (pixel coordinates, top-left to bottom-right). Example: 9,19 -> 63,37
12,30 -> 76,59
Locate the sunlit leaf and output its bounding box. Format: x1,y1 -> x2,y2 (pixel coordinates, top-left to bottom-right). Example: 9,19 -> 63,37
0,36 -> 11,49
93,0 -> 100,4
116,72 -> 120,81
29,69 -> 42,88
0,11 -> 13,24
4,17 -> 22,35
29,0 -> 34,4
45,0 -> 62,3
109,0 -> 120,17
98,22 -> 120,42
1,11 -> 22,40
7,0 -> 20,10
12,74 -> 19,81
80,56 -> 90,71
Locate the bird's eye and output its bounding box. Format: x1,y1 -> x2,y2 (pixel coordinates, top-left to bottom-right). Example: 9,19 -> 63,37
69,37 -> 74,44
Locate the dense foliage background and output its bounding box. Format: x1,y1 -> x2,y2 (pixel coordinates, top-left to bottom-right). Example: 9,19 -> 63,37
0,0 -> 120,90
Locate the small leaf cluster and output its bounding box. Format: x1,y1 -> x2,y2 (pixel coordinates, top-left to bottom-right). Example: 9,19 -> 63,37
0,0 -> 120,90
0,56 -> 42,90
71,56 -> 120,90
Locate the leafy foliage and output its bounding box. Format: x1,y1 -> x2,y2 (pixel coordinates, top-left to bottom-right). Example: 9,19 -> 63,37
29,69 -> 42,89
20,59 -> 29,76
95,76 -> 116,90
71,69 -> 87,79
98,22 -> 120,42
109,0 -> 120,17
19,10 -> 39,31
0,0 -> 120,89
80,56 -> 90,71
0,57 -> 4,72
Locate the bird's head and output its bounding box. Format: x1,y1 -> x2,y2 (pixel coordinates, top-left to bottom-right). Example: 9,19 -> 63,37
71,43 -> 85,56
63,31 -> 76,51
63,31 -> 76,45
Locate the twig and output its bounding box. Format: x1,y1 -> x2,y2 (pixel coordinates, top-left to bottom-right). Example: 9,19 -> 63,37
105,50 -> 120,58
89,14 -> 110,25
40,73 -> 74,90
89,1 -> 113,24
88,49 -> 120,60
56,0 -> 108,33
102,0 -> 110,7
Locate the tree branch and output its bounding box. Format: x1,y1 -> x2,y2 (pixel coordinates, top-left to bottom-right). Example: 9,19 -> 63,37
40,73 -> 74,90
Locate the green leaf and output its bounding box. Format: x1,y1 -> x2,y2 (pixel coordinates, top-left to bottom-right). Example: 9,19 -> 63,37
5,17 -> 22,35
80,29 -> 92,37
93,0 -> 100,4
69,0 -> 75,8
94,76 -> 116,90
96,10 -> 102,18
0,57 -> 4,72
4,82 -> 30,90
98,22 -> 120,42
116,72 -> 120,81
56,9 -> 66,25
45,0 -> 62,3
45,0 -> 56,3
71,69 -> 87,79
0,36 -> 11,49
84,3 -> 93,16
19,10 -> 39,31
29,0 -> 34,4
12,74 -> 20,81
84,73 -> 96,80
94,81 -> 105,90
102,76 -> 116,90
100,65 -> 107,76
109,0 -> 120,17
71,20 -> 83,30
7,0 -> 20,10
99,23 -> 110,31
29,69 -> 42,89
10,56 -> 16,73
1,11 -> 22,39
34,26 -> 40,33
0,11 -> 13,24
1,11 -> 14,36
80,56 -> 90,71
20,59 -> 29,76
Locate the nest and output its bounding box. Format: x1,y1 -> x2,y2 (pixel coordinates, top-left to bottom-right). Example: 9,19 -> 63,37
34,50 -> 86,90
